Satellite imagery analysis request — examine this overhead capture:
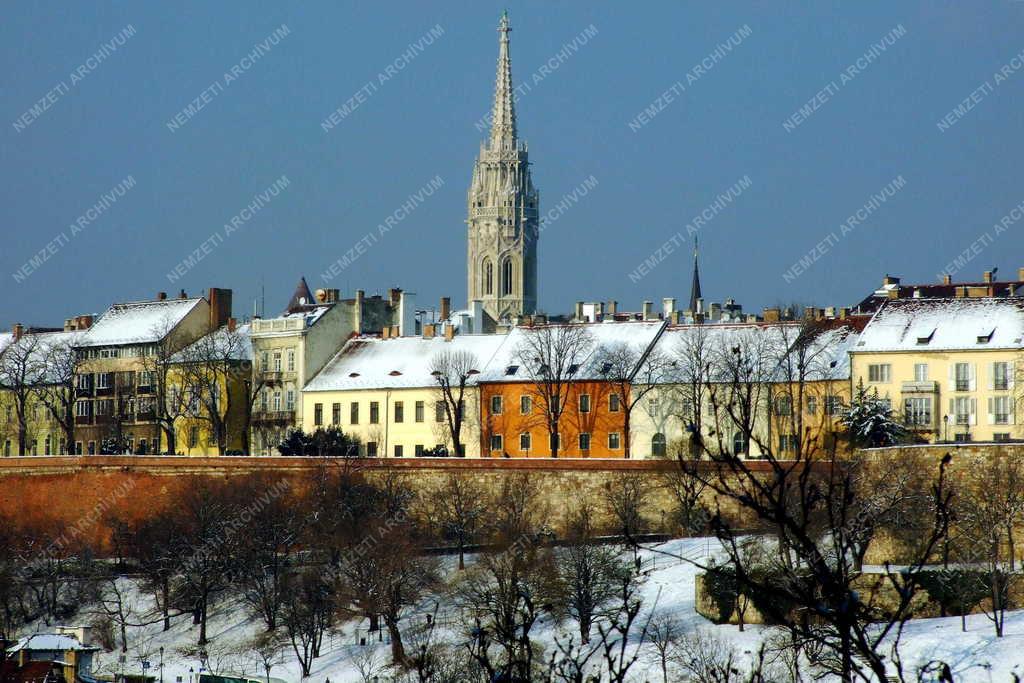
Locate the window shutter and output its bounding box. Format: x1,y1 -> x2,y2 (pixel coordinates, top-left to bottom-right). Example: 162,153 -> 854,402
947,364 -> 955,391
988,397 -> 995,425
969,398 -> 977,425
969,364 -> 977,391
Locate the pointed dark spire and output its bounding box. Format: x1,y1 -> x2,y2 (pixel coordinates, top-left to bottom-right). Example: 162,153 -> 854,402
689,238 -> 702,314
286,276 -> 315,313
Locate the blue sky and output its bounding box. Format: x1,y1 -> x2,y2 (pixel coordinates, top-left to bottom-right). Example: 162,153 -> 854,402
2,1 -> 1023,325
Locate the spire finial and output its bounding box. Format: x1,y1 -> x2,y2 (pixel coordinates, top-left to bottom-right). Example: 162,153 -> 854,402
689,237 -> 703,314
490,11 -> 517,148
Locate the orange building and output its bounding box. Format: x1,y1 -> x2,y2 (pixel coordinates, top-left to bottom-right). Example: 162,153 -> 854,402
476,321 -> 666,458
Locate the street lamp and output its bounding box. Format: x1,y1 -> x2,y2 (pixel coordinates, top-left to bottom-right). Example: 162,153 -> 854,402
943,414 -> 949,442
159,646 -> 164,683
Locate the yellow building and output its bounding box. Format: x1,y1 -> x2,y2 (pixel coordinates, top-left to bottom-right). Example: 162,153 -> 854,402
850,297 -> 1024,443
631,320 -> 861,459
167,321 -> 252,455
302,332 -> 511,457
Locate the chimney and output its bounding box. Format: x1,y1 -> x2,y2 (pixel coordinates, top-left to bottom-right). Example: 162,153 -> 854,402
207,288 -> 232,329
12,323 -> 23,341
662,297 -> 676,319
382,326 -> 391,340
157,291 -> 167,301
440,297 -> 451,322
574,301 -> 584,321
1018,267 -> 1024,282
444,322 -> 455,341
670,311 -> 680,325
388,288 -> 402,306
642,301 -> 653,320
354,289 -> 364,333
398,291 -> 416,337
607,300 -> 617,315
763,307 -> 780,323
695,297 -> 704,315
1010,283 -> 1017,297
178,289 -> 187,299
942,274 -> 952,285
471,299 -> 484,333
710,302 -> 722,321
882,275 -> 900,286
984,270 -> 994,283
803,306 -> 816,319
839,307 -> 849,319
423,323 -> 436,338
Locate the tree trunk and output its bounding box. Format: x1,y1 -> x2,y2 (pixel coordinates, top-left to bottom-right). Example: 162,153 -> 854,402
623,407 -> 631,459
162,579 -> 171,631
386,618 -> 407,667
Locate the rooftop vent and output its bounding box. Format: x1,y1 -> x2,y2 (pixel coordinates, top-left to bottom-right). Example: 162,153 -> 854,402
348,372 -> 360,378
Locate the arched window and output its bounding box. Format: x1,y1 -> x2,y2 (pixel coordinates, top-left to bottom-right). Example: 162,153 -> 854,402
651,433 -> 667,457
732,431 -> 748,456
483,259 -> 494,295
502,260 -> 513,296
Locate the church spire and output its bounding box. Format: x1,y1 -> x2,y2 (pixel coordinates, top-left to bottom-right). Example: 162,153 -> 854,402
689,237 -> 703,313
490,11 -> 517,148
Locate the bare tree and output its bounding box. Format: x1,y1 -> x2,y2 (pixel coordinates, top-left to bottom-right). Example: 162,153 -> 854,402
516,324 -> 594,458
176,325 -> 250,454
429,349 -> 480,456
281,566 -> 334,677
429,473 -> 488,569
597,343 -> 671,458
243,630 -> 288,683
646,613 -> 683,683
140,319 -> 191,454
37,334 -> 81,453
0,333 -> 44,455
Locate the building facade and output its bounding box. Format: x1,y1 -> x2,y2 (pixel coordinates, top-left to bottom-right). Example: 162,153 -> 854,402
466,12 -> 539,323
850,297 -> 1024,443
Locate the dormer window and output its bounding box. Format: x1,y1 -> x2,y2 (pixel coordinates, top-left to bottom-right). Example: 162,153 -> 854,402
916,328 -> 936,345
977,328 -> 995,344
505,365 -> 519,376
568,364 -> 580,375
348,372 -> 360,378
388,370 -> 402,376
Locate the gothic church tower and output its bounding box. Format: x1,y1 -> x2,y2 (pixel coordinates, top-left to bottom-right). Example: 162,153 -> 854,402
467,12 -> 539,322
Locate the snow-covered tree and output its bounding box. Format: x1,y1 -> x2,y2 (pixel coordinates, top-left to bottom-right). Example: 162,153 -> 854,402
841,381 -> 906,447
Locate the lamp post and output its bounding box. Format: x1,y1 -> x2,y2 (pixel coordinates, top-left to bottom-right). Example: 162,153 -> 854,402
943,414 -> 949,442
159,646 -> 164,683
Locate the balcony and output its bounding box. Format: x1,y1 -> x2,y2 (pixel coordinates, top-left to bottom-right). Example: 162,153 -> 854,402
253,410 -> 294,425
258,370 -> 297,385
901,381 -> 937,394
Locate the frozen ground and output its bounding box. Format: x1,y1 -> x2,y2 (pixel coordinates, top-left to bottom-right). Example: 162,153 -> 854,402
20,538 -> 1024,682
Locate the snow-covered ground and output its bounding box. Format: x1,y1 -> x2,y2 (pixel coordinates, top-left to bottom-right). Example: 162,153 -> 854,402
21,538 -> 1024,682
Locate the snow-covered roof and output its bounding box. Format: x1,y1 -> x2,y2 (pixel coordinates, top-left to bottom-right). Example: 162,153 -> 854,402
78,298 -> 204,348
3,330 -> 84,384
855,298 -> 1024,353
304,333 -> 513,392
0,332 -> 15,356
10,633 -> 99,652
170,323 -> 252,363
475,320 -> 667,383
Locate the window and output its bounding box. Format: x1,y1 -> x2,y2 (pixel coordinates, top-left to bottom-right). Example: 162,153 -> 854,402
260,391 -> 268,412
549,433 -> 562,452
868,364 -> 891,383
366,441 -> 377,457
96,399 -> 112,416
779,434 -> 799,452
286,390 -> 295,410
350,403 -> 359,424
435,401 -> 446,422
31,440 -> 37,456
954,433 -> 971,443
520,433 -> 531,451
824,396 -> 843,416
97,373 -> 111,389
483,259 -> 494,295
579,394 -> 591,413
994,433 -> 1012,442
914,363 -> 929,382
75,441 -> 82,455
287,350 -> 295,372
188,426 -> 199,448
904,397 -> 931,426
651,433 -> 666,457
75,400 -> 90,417
993,362 -> 1011,391
490,434 -> 503,451
370,402 -> 379,424
733,431 -> 748,456
953,396 -> 973,425
272,391 -> 282,411
954,363 -> 971,392
608,432 -> 621,449
261,351 -> 269,372
502,260 -> 513,296
394,401 -> 404,423
415,444 -> 425,456
44,437 -> 51,455
272,351 -> 282,372
491,395 -> 503,415
806,396 -> 817,414
520,395 -> 532,414
394,445 -> 403,457
87,441 -> 96,455
332,403 -> 340,425
991,396 -> 1013,425
77,374 -> 91,391
609,393 -> 621,412
314,403 -> 323,426
774,395 -> 792,416
3,441 -> 9,457
415,401 -> 424,422
579,432 -> 591,451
